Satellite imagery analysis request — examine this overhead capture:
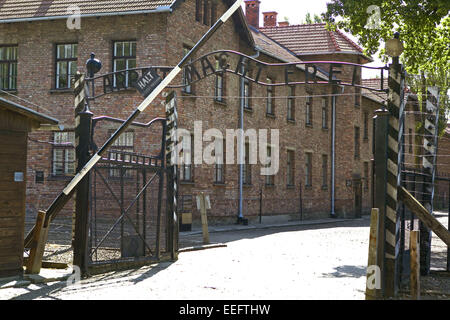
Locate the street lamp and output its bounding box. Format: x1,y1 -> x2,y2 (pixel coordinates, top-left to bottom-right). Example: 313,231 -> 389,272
385,32 -> 404,64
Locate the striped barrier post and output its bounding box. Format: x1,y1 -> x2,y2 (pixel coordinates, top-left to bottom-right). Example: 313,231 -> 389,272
385,60 -> 406,297
165,91 -> 178,259
420,86 -> 440,275
72,73 -> 86,245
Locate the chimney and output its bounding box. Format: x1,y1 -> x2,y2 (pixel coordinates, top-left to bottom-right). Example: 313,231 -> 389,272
263,11 -> 278,27
278,21 -> 290,27
245,0 -> 261,29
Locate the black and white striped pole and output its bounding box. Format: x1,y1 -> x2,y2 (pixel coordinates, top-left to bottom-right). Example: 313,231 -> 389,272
24,0 -> 244,246
420,86 -> 440,275
384,32 -> 405,297
165,91 -> 178,259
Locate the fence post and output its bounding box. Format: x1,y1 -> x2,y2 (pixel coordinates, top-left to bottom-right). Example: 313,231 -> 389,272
73,72 -> 93,276
165,91 -> 178,260
420,86 -> 440,275
373,108 -> 389,298
410,230 -> 420,300
384,56 -> 405,297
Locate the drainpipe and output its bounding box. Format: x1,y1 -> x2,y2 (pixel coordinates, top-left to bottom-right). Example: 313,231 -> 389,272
330,84 -> 344,218
238,47 -> 260,223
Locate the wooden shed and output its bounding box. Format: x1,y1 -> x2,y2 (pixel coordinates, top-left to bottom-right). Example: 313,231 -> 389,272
0,97 -> 59,278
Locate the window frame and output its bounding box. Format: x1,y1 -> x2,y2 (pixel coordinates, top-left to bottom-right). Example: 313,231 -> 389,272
55,43 -> 78,89
322,97 -> 328,129
108,130 -> 135,178
306,96 -> 313,126
266,77 -> 275,116
305,152 -> 313,187
243,142 -> 252,185
322,154 -> 328,188
287,86 -> 295,121
112,40 -> 137,89
51,131 -> 75,177
287,150 -> 295,187
0,45 -> 18,91
265,146 -> 275,186
214,139 -> 225,184
182,46 -> 194,94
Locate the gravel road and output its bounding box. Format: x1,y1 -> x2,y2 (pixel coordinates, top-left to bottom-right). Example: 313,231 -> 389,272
1,215 -> 448,300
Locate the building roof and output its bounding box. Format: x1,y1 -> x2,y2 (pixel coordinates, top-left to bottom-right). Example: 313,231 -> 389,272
0,96 -> 59,126
0,0 -> 175,22
361,78 -> 388,104
259,23 -> 372,63
250,27 -> 328,81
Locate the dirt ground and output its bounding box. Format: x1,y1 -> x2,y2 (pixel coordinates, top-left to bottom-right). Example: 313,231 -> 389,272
1,214 -> 448,300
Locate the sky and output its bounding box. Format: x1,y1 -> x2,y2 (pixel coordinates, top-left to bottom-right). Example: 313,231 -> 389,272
242,0 -> 384,78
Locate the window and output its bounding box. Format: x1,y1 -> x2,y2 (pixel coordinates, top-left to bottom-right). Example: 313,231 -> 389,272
214,60 -> 225,102
322,97 -> 328,129
182,46 -> 193,94
0,45 -> 18,90
195,0 -> 202,22
109,131 -> 134,178
322,155 -> 328,188
52,132 -> 75,176
55,44 -> 77,89
214,139 -> 225,184
363,112 -> 369,140
180,135 -> 194,182
364,162 -> 369,190
203,0 -> 210,25
306,96 -> 312,126
265,146 -> 274,186
305,153 -> 312,187
287,150 -> 295,187
287,86 -> 295,121
266,78 -> 275,115
113,41 -> 136,88
243,142 -> 252,185
354,126 -> 360,159
241,77 -> 251,110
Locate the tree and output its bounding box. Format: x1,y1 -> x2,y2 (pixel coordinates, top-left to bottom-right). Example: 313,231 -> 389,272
300,12 -> 323,25
324,0 -> 449,133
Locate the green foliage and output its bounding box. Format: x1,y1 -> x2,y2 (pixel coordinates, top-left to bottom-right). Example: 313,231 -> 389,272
323,0 -> 450,128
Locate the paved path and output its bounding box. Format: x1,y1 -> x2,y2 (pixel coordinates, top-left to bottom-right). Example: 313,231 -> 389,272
0,217 -> 372,300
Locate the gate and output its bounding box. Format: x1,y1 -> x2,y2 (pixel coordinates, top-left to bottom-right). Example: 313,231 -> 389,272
86,116 -> 170,273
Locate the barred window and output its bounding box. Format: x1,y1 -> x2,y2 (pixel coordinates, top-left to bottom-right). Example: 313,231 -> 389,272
182,46 -> 193,94
113,41 -> 136,88
287,86 -> 295,121
322,155 -> 328,188
306,96 -> 313,126
243,142 -> 252,185
287,150 -> 295,187
180,135 -> 194,182
363,112 -> 369,140
265,146 -> 274,186
55,44 -> 77,89
364,161 -> 369,190
305,152 -> 312,187
266,78 -> 275,115
52,132 -> 75,176
0,45 -> 18,91
322,98 -> 328,129
214,139 -> 225,184
214,60 -> 225,102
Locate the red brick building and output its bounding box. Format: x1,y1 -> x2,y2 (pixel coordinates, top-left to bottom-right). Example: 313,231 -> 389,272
0,0 -> 414,225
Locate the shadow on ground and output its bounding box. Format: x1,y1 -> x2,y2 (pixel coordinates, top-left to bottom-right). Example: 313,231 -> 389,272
8,261 -> 174,300
321,265 -> 367,279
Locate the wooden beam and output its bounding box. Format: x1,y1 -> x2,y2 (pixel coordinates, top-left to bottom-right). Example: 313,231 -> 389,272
366,208 -> 380,300
410,231 -> 420,300
398,187 -> 450,246
25,211 -> 50,274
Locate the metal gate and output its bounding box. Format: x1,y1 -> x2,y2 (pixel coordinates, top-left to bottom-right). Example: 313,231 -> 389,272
86,116 -> 170,273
